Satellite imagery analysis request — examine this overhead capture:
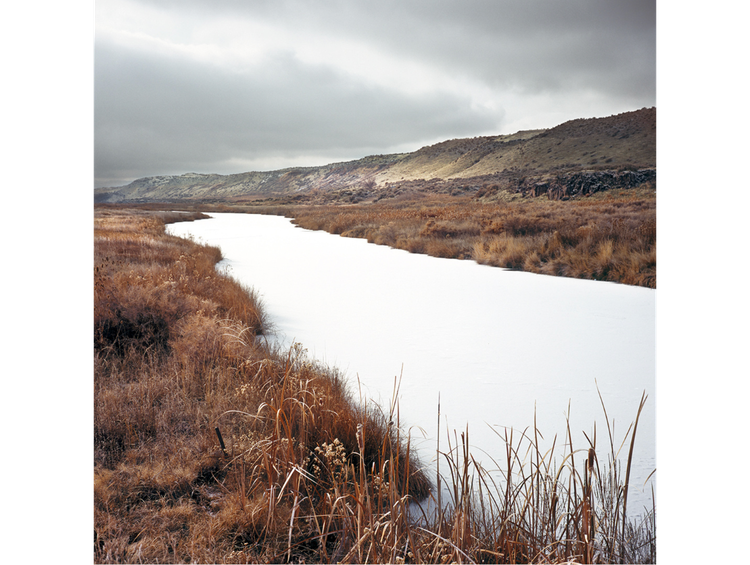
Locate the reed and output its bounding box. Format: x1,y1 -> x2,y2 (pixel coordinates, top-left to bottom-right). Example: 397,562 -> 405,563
94,206 -> 654,563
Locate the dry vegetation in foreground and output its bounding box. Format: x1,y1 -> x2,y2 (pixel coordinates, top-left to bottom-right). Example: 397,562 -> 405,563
94,207 -> 655,563
284,189 -> 655,288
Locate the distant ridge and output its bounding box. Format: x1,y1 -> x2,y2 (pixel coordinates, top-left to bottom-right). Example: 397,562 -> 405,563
95,107 -> 655,203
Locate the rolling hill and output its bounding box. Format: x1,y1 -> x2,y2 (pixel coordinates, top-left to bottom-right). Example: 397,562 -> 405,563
95,107 -> 655,203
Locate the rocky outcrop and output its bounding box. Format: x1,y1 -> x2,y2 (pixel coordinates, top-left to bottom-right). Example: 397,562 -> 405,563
522,169 -> 656,200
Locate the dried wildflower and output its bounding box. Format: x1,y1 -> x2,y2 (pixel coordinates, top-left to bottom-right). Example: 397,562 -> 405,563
371,473 -> 390,499
310,438 -> 348,483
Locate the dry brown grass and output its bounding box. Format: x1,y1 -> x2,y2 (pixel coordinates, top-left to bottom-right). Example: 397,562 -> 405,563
94,208 -> 430,563
94,206 -> 654,563
283,190 -> 656,287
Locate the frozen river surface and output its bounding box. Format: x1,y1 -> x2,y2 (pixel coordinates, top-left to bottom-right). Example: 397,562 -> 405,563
168,212 -> 656,512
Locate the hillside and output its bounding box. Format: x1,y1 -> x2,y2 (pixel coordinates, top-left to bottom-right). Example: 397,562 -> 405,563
95,107 -> 655,203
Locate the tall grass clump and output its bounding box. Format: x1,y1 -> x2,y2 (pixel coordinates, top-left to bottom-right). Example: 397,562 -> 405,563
419,392 -> 655,564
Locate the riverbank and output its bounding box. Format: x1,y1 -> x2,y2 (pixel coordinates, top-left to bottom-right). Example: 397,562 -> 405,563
94,206 -> 655,563
95,208 -> 430,562
288,189 -> 656,288
111,185 -> 656,288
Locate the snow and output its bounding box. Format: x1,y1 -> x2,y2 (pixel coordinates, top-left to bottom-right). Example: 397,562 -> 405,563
167,212 -> 656,513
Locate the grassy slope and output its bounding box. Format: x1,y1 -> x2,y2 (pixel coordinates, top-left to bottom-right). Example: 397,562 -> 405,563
95,208 -> 429,563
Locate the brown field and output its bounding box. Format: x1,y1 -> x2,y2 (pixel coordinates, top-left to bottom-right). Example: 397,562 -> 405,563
94,205 -> 655,563
283,188 -> 656,288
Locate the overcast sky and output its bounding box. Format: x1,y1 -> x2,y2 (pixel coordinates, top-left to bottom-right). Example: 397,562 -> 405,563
94,0 -> 656,187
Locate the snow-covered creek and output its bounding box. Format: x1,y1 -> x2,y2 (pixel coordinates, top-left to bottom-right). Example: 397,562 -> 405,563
167,212 -> 656,514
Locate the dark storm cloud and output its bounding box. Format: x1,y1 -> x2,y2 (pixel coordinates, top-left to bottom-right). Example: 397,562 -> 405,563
95,0 -> 655,186
308,0 -> 654,98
